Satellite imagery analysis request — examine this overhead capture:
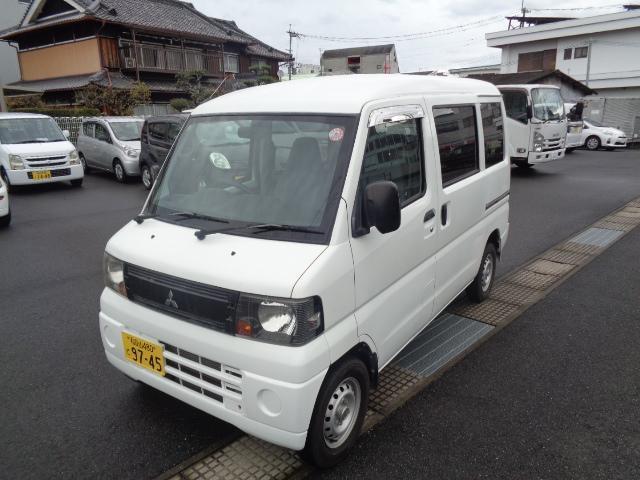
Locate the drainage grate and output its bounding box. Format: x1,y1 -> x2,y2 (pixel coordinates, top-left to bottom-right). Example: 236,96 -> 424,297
540,249 -> 592,266
394,313 -> 493,376
451,298 -> 520,326
525,259 -> 575,277
489,282 -> 542,305
570,227 -> 624,247
504,269 -> 559,291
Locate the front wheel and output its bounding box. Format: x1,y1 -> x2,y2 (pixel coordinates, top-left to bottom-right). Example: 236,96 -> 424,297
70,179 -> 83,188
565,147 -> 575,154
467,243 -> 497,302
585,136 -> 601,151
1,168 -> 12,192
303,357 -> 369,468
515,160 -> 533,169
80,153 -> 90,173
113,160 -> 128,183
0,211 -> 10,228
141,164 -> 153,190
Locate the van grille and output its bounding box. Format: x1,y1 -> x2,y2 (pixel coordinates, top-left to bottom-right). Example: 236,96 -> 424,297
124,263 -> 238,332
543,138 -> 562,151
161,342 -> 243,406
25,155 -> 68,167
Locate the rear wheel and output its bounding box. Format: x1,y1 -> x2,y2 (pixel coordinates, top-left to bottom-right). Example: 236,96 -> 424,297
302,357 -> 369,468
467,242 -> 497,302
113,160 -> 127,183
585,136 -> 601,151
141,164 -> 153,190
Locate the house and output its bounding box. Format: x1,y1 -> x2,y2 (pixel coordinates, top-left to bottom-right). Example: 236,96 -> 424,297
0,0 -> 29,111
485,6 -> 640,142
0,0 -> 289,112
467,70 -> 596,103
320,44 -> 399,75
449,64 -> 501,77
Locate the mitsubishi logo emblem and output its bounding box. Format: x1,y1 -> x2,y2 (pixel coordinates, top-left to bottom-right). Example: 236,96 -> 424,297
165,289 -> 178,309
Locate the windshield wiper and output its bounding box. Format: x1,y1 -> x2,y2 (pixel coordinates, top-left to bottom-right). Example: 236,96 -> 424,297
14,139 -> 47,144
194,223 -> 322,241
135,211 -> 230,225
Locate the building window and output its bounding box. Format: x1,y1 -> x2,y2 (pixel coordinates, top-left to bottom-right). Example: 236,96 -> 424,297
481,103 -> 505,168
433,106 -> 479,187
574,46 -> 588,59
224,53 -> 239,73
564,48 -> 572,60
360,119 -> 425,207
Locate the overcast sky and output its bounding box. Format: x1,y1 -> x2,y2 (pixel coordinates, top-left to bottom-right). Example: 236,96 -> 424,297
191,0 -> 627,72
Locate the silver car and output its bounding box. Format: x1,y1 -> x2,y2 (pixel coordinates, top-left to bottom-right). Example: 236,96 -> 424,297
77,117 -> 144,182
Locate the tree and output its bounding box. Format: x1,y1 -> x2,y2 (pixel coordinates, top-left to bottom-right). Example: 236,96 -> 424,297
75,82 -> 151,115
175,70 -> 215,108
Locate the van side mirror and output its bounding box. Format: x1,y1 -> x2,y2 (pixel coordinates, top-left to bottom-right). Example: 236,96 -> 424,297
63,129 -> 70,139
364,181 -> 401,234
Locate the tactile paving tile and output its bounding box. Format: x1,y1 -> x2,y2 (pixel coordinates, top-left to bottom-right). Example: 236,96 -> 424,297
540,248 -> 592,266
489,282 -> 542,305
616,209 -> 640,219
173,436 -> 302,480
503,269 -> 559,291
450,298 -> 520,326
606,213 -> 640,226
594,220 -> 634,232
622,206 -> 640,214
557,241 -> 604,256
368,365 -> 423,414
525,259 -> 575,276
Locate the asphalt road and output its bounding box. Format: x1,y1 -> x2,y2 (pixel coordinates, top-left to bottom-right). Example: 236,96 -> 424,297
0,148 -> 638,479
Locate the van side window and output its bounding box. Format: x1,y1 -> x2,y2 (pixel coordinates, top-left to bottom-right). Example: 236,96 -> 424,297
94,124 -> 110,143
149,123 -> 169,144
481,103 -> 505,167
360,119 -> 425,207
502,91 -> 528,124
433,106 -> 479,186
83,123 -> 94,137
167,123 -> 182,143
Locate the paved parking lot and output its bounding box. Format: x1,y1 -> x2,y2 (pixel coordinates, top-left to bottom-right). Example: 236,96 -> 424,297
0,149 -> 638,479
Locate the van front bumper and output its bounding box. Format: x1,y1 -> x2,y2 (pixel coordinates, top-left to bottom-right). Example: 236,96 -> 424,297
99,288 -> 330,450
528,148 -> 565,164
6,164 -> 83,185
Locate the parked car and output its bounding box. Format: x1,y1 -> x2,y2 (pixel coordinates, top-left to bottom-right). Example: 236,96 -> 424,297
139,114 -> 188,190
77,117 -> 144,182
0,175 -> 10,227
564,102 -> 584,153
0,112 -> 83,190
99,75 -> 510,468
581,118 -> 628,151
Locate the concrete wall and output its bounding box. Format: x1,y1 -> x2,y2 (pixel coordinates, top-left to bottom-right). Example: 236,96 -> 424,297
19,38 -> 102,81
322,49 -> 399,75
0,1 -> 28,87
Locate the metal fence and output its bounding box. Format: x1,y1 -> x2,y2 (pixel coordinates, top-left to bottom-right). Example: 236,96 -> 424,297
583,97 -> 640,144
54,117 -> 84,145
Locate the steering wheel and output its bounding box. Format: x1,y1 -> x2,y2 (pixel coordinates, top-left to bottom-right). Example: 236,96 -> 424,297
215,176 -> 253,193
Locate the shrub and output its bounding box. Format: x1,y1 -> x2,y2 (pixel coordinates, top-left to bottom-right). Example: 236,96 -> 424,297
169,97 -> 192,112
11,107 -> 101,117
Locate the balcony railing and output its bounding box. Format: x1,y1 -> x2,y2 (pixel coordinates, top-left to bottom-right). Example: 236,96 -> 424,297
120,41 -> 223,75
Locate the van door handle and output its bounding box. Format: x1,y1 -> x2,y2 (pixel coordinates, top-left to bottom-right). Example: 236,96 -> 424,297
441,205 -> 448,226
423,209 -> 435,222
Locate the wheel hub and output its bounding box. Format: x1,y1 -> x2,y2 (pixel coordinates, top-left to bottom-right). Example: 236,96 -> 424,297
481,254 -> 494,292
323,377 -> 361,448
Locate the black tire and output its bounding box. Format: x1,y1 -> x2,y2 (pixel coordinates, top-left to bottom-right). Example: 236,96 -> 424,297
466,242 -> 497,303
70,178 -> 83,188
565,147 -> 575,153
605,147 -> 615,151
141,164 -> 153,190
1,168 -> 12,193
585,135 -> 601,151
302,357 -> 370,469
113,159 -> 128,183
79,153 -> 90,174
515,160 -> 533,168
0,211 -> 10,228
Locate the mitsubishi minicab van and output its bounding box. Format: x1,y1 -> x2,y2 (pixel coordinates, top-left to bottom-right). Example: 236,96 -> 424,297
0,113 -> 83,189
100,75 -> 510,467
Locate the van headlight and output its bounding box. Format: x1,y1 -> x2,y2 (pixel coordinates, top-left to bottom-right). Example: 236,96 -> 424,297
533,132 -> 544,152
68,150 -> 80,165
9,154 -> 24,170
124,147 -> 139,158
235,294 -> 323,345
103,252 -> 127,297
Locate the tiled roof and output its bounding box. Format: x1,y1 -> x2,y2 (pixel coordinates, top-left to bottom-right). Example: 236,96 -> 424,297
208,17 -> 290,61
321,44 -> 395,59
467,70 -> 597,95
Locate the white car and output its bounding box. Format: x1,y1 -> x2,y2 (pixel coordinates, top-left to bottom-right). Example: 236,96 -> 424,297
0,175 -> 9,227
0,113 -> 84,189
99,75 -> 510,467
581,119 -> 628,151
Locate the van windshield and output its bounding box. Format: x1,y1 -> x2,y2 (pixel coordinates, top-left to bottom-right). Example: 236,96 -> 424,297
109,121 -> 144,141
531,88 -> 565,122
145,114 -> 357,243
0,117 -> 66,144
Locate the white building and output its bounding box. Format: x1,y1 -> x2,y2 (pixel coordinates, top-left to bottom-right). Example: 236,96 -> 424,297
486,9 -> 640,98
320,44 -> 399,75
0,0 -> 29,110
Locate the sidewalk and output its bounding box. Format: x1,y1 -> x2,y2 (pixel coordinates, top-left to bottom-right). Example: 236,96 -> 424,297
312,227 -> 640,480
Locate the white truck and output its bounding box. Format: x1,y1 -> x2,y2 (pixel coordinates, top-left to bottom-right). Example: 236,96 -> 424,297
498,85 -> 567,168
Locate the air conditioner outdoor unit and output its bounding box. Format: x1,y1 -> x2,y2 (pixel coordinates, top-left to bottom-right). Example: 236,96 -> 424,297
124,57 -> 136,69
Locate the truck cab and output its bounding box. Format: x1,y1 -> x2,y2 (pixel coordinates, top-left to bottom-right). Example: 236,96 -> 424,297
498,85 -> 567,168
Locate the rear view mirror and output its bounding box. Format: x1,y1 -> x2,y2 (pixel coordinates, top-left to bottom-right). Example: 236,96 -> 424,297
364,181 -> 401,234
63,129 -> 70,138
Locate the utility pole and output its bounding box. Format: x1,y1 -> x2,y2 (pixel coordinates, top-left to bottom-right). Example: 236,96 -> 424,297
287,25 -> 300,80
519,0 -> 530,28
585,39 -> 593,87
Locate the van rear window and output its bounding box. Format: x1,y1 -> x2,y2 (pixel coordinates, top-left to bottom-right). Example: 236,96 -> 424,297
433,106 -> 479,187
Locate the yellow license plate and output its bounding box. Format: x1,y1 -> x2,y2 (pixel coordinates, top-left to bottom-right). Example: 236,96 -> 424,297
32,170 -> 52,180
122,332 -> 165,376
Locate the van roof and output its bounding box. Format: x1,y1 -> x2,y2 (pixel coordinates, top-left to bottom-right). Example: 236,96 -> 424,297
83,116 -> 144,123
497,84 -> 561,91
193,74 -> 502,115
0,112 -> 51,120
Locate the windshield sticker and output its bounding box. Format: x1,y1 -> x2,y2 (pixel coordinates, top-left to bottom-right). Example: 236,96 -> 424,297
329,127 -> 344,142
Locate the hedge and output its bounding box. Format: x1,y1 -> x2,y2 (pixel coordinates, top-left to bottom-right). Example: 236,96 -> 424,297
11,107 -> 101,117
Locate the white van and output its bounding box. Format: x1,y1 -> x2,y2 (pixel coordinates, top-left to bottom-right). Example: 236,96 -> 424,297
0,113 -> 83,188
100,75 -> 510,467
498,85 -> 567,168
